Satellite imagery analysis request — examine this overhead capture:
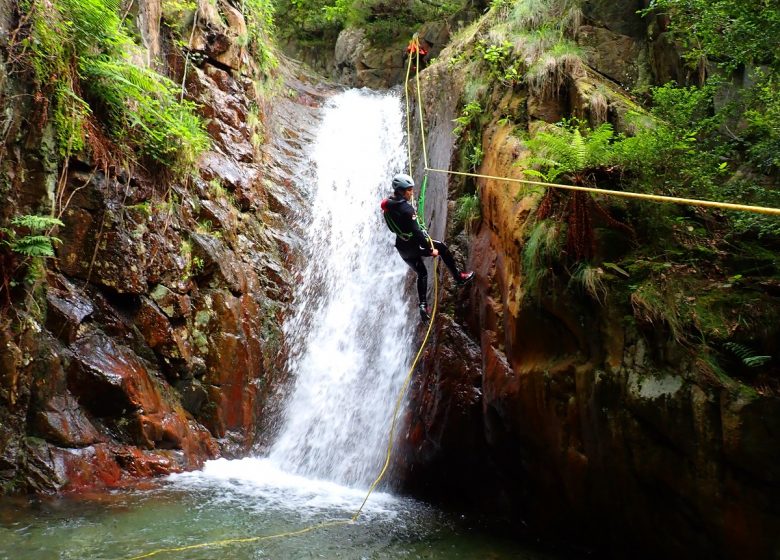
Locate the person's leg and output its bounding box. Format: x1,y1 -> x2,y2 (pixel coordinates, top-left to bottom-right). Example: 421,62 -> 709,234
431,240 -> 475,285
402,256 -> 428,305
431,240 -> 459,278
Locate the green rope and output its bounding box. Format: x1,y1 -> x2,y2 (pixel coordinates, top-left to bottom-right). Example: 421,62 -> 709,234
416,174 -> 429,232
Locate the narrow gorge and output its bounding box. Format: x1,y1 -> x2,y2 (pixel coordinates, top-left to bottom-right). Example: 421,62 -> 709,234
1,1 -> 778,559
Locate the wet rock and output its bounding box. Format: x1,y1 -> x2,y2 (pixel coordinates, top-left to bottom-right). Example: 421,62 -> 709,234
192,65 -> 255,163
189,232 -> 247,294
175,379 -> 208,415
399,316 -> 487,505
58,206 -> 148,295
45,277 -> 94,344
113,446 -> 181,477
198,199 -> 239,244
50,444 -> 124,491
30,393 -> 103,447
582,0 -> 646,38
136,0 -> 163,67
69,332 -> 163,418
191,0 -> 249,72
578,26 -> 643,89
199,150 -> 262,211
721,395 -> 780,483
149,284 -> 191,320
334,28 -> 368,84
134,296 -> 193,378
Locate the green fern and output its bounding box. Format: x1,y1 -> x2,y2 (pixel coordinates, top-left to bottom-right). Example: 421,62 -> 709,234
3,215 -> 64,258
10,235 -> 60,257
723,342 -> 772,368
454,193 -> 481,233
11,215 -> 64,231
522,121 -> 617,184
17,0 -> 208,166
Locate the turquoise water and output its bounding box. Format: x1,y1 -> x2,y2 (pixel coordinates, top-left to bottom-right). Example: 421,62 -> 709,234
0,458 -> 557,560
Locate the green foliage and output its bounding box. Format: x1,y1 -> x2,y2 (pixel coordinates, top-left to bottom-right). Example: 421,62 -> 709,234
476,39 -> 522,85
242,0 -> 278,71
489,0 -> 513,9
274,0 -> 466,45
569,262 -> 606,303
630,279 -> 685,342
453,101 -> 483,136
645,0 -> 780,71
522,219 -> 562,297
0,215 -> 65,258
453,101 -> 486,171
743,72 -> 780,171
480,1 -> 585,96
453,193 -> 481,233
723,342 -> 772,368
509,0 -> 582,34
524,39 -> 584,97
17,0 -> 208,166
523,120 -> 616,184
83,58 -> 209,165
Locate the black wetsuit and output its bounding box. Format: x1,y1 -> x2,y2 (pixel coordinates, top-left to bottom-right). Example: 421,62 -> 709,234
382,194 -> 461,305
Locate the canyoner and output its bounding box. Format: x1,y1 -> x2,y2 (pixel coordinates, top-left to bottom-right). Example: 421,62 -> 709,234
381,173 -> 475,321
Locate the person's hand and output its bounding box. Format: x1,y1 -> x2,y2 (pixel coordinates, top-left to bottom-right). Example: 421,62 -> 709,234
431,249 -> 439,257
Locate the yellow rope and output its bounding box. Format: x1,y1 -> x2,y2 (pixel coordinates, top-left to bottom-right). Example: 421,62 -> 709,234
352,261 -> 439,520
127,267 -> 439,559
127,38 -> 439,560
404,37 -> 415,177
128,520 -> 352,560
425,167 -> 780,217
414,43 -> 429,171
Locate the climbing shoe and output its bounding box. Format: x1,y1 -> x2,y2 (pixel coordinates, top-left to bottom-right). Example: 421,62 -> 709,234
419,303 -> 431,321
456,271 -> 475,286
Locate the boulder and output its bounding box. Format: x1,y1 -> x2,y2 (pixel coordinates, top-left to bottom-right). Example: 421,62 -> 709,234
578,25 -> 644,89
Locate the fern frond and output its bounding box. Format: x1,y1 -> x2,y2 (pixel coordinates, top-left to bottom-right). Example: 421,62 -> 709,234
11,235 -> 59,257
571,129 -> 586,169
723,342 -> 772,368
11,215 -> 65,232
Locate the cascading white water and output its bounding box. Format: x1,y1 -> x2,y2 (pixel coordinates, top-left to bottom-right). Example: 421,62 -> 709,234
268,89 -> 417,487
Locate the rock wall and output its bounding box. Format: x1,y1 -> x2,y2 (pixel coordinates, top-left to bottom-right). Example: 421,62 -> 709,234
396,5 -> 780,560
0,1 -> 326,493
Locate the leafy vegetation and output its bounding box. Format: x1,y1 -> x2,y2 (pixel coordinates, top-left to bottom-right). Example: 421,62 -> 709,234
15,0 -> 209,167
645,0 -> 780,71
0,215 -> 64,258
453,193 -> 481,234
243,0 -> 279,71
521,219 -> 562,298
273,0 -> 469,46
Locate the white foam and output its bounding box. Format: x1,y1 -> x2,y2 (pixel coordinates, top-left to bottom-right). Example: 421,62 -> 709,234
269,89 -> 417,486
170,458 -> 399,520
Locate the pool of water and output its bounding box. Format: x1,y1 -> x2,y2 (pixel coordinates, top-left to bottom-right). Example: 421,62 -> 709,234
0,458 -> 558,560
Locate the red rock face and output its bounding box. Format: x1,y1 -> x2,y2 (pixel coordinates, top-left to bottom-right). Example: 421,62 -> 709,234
398,61 -> 780,560
0,4 -> 325,493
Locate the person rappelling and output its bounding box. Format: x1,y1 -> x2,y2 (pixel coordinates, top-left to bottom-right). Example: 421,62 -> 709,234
381,173 -> 475,321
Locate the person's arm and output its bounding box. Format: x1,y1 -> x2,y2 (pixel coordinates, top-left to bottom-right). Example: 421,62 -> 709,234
398,203 -> 432,249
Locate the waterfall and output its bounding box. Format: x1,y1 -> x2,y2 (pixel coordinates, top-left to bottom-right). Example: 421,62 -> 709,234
268,89 -> 417,487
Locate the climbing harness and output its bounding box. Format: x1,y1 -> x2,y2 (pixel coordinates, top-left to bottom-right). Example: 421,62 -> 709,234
127,36 -> 436,560
381,204 -> 413,241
